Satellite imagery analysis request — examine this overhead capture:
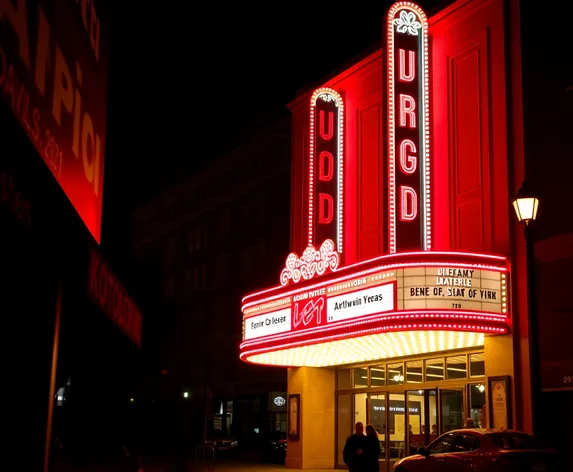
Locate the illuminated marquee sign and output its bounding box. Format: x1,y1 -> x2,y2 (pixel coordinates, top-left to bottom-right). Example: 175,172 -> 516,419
244,264 -> 506,342
308,87 -> 344,252
387,2 -> 431,253
240,252 -> 510,366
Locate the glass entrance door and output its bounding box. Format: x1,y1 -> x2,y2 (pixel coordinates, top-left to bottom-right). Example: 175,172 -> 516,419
367,392 -> 407,472
365,389 -> 441,471
439,388 -> 465,433
406,389 -> 439,455
367,393 -> 386,471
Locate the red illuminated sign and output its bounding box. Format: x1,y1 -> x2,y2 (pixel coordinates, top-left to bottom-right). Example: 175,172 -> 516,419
292,294 -> 326,331
87,249 -> 142,348
0,0 -> 109,243
387,2 -> 431,253
308,88 -> 344,252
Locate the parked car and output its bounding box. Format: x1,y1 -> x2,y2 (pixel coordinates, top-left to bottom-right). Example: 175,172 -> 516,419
393,428 -> 560,472
203,434 -> 239,458
261,431 -> 287,463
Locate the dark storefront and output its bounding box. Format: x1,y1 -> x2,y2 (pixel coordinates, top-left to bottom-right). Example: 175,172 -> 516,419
1,1 -> 142,467
1,93 -> 143,469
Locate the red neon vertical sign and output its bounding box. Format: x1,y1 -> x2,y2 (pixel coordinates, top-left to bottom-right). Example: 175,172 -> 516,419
387,2 -> 431,253
308,88 -> 344,252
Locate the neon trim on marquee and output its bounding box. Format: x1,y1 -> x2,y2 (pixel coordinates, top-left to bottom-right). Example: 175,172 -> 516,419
387,2 -> 431,253
241,251 -> 510,367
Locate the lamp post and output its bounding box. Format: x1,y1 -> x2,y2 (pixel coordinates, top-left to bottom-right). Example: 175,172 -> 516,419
512,181 -> 540,438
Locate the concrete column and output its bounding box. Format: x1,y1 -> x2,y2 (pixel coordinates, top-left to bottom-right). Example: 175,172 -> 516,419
286,367 -> 335,469
484,333 -> 517,429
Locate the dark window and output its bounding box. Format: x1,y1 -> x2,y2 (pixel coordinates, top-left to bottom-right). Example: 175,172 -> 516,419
428,433 -> 455,454
490,433 -> 537,450
453,433 -> 480,452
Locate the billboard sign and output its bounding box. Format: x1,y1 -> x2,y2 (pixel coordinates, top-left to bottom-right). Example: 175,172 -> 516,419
0,0 -> 109,243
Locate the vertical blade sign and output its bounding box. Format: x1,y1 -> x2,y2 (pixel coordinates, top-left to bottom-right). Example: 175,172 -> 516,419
308,88 -> 344,254
387,2 -> 431,253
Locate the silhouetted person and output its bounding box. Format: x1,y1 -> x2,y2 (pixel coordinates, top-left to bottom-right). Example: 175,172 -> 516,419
463,418 -> 475,428
343,422 -> 367,472
364,424 -> 382,472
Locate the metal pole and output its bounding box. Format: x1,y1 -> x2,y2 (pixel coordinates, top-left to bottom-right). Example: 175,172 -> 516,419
43,280 -> 62,472
524,226 -> 540,438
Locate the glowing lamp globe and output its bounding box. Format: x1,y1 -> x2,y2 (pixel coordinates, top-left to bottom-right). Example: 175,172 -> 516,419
512,182 -> 539,225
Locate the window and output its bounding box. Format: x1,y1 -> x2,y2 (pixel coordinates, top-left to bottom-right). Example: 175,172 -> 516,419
337,370 -> 351,389
425,358 -> 445,381
370,366 -> 385,387
490,433 -> 537,450
469,353 -> 485,377
446,355 -> 467,380
353,368 -> 368,388
453,433 -> 480,452
406,360 -> 423,383
428,432 -> 455,454
468,383 -> 486,427
388,363 -> 404,385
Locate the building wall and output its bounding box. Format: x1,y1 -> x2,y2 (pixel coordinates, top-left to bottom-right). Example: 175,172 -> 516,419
520,0 -> 573,467
131,110 -> 292,445
285,0 -> 536,461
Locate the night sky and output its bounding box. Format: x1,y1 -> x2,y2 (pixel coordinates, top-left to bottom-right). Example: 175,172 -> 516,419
101,0 -> 448,256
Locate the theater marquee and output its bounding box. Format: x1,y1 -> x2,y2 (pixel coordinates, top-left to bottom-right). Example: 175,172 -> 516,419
239,1 -> 512,370
241,252 -> 510,367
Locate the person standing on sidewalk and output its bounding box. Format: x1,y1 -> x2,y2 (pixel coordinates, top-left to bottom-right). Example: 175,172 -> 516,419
343,422 -> 367,472
364,424 -> 382,472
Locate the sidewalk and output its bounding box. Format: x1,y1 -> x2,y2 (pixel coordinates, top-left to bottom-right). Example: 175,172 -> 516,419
144,457 -> 340,472
190,464 -> 340,472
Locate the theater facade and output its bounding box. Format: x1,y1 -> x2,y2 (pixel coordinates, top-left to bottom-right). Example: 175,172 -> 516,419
240,0 -> 531,469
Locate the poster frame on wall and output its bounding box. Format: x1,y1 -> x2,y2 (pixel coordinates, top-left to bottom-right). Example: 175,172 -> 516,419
288,393 -> 301,441
488,375 -> 512,429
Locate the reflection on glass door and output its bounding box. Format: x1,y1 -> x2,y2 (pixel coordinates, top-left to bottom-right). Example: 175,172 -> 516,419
468,383 -> 487,427
387,392 -> 406,469
367,392 -> 407,472
368,393 -> 386,470
406,390 -> 439,455
440,389 -> 464,433
406,390 -> 423,455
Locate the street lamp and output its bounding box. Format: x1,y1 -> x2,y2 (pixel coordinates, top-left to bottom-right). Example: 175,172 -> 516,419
513,181 -> 539,225
512,181 -> 540,438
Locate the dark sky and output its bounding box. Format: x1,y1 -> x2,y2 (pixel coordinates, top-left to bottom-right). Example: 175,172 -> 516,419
100,1 -> 447,254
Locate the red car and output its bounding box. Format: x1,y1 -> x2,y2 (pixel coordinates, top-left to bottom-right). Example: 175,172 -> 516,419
393,429 -> 561,472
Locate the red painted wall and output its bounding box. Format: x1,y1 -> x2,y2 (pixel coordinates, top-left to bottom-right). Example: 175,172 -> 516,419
432,0 -> 511,255
289,0 -> 512,262
289,51 -> 385,265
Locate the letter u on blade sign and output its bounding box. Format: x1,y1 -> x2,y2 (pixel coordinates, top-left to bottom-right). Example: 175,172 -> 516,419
308,88 -> 344,253
386,2 -> 432,253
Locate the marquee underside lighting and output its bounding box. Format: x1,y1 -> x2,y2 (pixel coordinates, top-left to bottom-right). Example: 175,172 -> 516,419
242,330 -> 486,367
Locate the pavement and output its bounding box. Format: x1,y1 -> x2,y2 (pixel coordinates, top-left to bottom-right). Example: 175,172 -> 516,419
144,457 -> 341,472
191,464 -> 340,472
